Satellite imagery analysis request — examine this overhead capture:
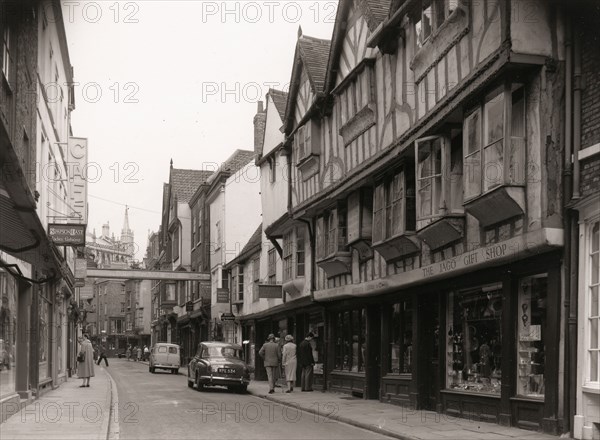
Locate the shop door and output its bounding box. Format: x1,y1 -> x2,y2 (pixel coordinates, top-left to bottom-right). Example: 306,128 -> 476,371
419,294 -> 441,411
366,306 -> 381,399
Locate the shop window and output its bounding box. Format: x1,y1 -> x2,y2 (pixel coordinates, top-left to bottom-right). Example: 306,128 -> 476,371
267,248 -> 277,284
517,274 -> 548,398
464,83 -> 526,200
39,291 -> 51,381
389,300 -> 413,374
447,284 -> 503,394
0,269 -> 17,398
334,308 -> 366,372
587,221 -> 600,384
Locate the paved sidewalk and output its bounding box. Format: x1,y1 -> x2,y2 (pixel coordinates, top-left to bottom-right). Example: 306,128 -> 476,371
247,381 -> 562,440
1,366 -> 114,440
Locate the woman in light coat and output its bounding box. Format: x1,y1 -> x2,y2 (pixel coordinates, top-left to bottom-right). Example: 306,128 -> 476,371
77,334 -> 95,387
282,334 -> 297,393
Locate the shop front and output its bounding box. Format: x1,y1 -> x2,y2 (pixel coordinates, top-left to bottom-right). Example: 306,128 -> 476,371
322,251 -> 562,433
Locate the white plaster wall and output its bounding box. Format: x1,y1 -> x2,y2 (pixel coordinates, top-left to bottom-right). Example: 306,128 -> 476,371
262,94 -> 285,157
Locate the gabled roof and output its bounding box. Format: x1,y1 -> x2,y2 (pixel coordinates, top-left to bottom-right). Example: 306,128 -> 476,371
284,34 -> 332,133
206,149 -> 255,185
359,0 -> 392,31
225,225 -> 262,268
170,169 -> 213,204
269,89 -> 288,121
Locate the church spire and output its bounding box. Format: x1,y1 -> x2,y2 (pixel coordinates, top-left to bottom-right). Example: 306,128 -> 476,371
122,205 -> 131,234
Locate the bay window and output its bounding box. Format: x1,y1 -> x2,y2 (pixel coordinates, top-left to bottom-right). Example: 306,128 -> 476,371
588,221 -> 600,384
372,167 -> 418,261
296,120 -> 321,180
316,203 -> 351,278
267,248 -> 277,284
464,83 -> 526,201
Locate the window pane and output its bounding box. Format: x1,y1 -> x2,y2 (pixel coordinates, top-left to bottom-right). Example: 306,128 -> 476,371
467,111 -> 481,155
591,351 -> 599,382
434,0 -> 446,28
591,318 -> 599,349
464,152 -> 481,199
511,87 -> 525,137
352,310 -> 360,372
422,3 -> 432,42
485,90 -> 504,144
484,140 -> 504,191
593,252 -> 599,286
593,222 -> 599,253
592,286 -> 599,318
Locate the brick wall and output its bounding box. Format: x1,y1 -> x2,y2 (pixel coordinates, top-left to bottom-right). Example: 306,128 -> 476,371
580,156 -> 600,198
581,8 -> 600,150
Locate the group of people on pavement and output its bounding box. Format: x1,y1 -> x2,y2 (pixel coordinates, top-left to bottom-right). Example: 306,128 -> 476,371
259,332 -> 315,394
125,344 -> 150,362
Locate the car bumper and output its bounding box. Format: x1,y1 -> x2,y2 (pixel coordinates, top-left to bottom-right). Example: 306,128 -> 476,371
198,375 -> 250,386
153,364 -> 180,369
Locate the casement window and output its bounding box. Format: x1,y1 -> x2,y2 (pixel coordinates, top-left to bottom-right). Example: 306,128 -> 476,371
415,135 -> 463,229
373,169 -> 416,243
2,24 -> 12,85
297,125 -> 308,162
587,221 -> 600,383
321,205 -> 348,258
267,248 -> 277,284
192,214 -> 197,245
415,0 -> 458,48
172,228 -> 180,261
295,120 -> 321,179
252,257 -> 260,302
196,208 -> 202,245
296,227 -> 305,277
464,83 -> 526,201
283,230 -> 293,282
235,265 -> 244,302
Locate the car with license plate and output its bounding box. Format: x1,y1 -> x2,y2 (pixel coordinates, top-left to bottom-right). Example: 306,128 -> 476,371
187,342 -> 250,393
149,343 -> 180,374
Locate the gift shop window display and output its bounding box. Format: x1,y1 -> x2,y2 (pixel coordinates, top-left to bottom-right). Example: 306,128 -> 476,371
0,269 -> 17,398
446,284 -> 503,394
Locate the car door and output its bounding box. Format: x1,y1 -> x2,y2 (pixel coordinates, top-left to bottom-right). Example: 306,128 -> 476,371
167,346 -> 179,367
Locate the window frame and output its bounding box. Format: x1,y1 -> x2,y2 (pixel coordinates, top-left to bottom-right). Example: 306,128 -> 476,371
587,219 -> 600,385
235,265 -> 244,302
296,227 -> 305,277
414,0 -> 459,49
267,248 -> 277,284
373,168 -> 415,243
283,230 -> 294,282
463,82 -> 527,202
252,256 -> 260,302
2,24 -> 12,87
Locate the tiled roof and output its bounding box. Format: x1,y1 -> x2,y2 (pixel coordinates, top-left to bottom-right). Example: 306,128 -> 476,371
207,149 -> 255,184
359,0 -> 392,31
298,35 -> 331,93
269,89 -> 288,121
170,168 -> 213,203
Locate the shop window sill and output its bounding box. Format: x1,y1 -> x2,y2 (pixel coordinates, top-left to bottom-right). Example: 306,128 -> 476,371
510,396 -> 544,402
441,389 -> 501,399
417,214 -> 465,250
316,251 -> 352,278
372,233 -> 420,262
382,373 -> 413,380
463,185 -> 526,228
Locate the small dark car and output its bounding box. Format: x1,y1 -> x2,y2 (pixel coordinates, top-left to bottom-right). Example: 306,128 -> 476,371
187,342 -> 250,393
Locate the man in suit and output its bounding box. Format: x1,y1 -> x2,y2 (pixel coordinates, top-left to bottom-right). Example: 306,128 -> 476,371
259,334 -> 281,394
298,332 -> 315,391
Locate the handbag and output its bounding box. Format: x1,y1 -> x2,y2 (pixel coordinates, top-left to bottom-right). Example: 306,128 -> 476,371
77,351 -> 85,363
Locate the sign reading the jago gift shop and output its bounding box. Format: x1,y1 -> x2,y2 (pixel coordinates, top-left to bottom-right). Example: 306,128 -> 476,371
48,223 -> 86,246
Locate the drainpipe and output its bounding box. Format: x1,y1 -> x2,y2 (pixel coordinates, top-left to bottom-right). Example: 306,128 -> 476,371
568,13 -> 582,434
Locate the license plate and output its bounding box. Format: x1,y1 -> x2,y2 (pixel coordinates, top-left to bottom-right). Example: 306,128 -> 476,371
218,368 -> 235,374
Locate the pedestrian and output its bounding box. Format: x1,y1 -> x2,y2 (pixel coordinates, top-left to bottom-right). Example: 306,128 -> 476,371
298,332 -> 315,391
282,334 -> 297,393
143,345 -> 149,361
77,334 -> 95,387
126,345 -> 131,361
96,343 -> 109,367
258,334 -> 281,394
137,345 -> 142,361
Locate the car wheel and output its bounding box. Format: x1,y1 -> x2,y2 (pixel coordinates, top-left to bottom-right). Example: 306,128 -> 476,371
173,368 -> 179,375
187,378 -> 193,388
195,373 -> 204,391
238,385 -> 248,394
150,367 -> 155,373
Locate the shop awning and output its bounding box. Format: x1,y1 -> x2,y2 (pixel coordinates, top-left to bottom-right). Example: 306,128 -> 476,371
239,295 -> 316,321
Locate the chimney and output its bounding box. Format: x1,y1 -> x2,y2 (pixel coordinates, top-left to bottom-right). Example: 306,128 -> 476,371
253,99 -> 266,164
102,222 -> 110,237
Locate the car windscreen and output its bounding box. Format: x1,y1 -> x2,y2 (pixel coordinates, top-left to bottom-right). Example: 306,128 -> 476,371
206,346 -> 241,359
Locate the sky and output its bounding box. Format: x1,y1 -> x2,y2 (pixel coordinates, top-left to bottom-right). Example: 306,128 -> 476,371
63,0 -> 337,260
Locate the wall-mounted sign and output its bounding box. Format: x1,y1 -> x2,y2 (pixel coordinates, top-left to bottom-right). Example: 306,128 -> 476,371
48,223 -> 86,246
221,312 -> 235,321
67,137 -> 88,224
216,288 -> 230,303
258,284 -> 282,299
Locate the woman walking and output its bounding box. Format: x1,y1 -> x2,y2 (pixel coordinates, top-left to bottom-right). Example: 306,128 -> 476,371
282,334 -> 297,393
77,334 -> 95,387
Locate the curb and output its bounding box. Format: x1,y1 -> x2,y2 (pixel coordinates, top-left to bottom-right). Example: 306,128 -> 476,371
250,390 -> 413,440
103,368 -> 120,440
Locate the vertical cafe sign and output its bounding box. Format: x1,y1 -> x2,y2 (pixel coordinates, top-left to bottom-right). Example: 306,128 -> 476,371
67,137 -> 88,224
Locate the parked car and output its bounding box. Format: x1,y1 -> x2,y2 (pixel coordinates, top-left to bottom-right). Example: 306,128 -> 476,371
149,343 -> 180,374
187,342 -> 250,393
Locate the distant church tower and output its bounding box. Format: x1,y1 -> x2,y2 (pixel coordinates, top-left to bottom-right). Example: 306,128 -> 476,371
121,206 -> 135,262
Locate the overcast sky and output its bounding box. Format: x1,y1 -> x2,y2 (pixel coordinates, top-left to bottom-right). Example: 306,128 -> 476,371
63,1 -> 337,260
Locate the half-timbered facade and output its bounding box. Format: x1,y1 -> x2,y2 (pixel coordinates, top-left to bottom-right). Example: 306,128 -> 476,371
272,0 -> 567,434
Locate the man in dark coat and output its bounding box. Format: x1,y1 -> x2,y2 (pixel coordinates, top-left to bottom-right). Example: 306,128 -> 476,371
298,332 -> 315,391
96,344 -> 109,367
259,334 -> 281,394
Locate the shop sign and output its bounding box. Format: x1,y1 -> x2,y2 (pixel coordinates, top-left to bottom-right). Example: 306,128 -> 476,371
216,288 -> 230,303
198,280 -> 211,298
48,223 -> 86,246
258,284 -> 282,299
67,137 -> 88,224
221,312 -> 235,321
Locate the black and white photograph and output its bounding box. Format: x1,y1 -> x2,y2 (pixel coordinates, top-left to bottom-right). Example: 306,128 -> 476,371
0,0 -> 599,439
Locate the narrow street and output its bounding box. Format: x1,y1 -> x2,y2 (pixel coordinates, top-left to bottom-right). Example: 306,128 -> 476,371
107,360 -> 391,440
